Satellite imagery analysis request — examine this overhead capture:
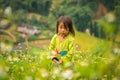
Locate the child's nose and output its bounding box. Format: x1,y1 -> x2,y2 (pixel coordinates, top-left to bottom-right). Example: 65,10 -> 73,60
61,28 -> 65,31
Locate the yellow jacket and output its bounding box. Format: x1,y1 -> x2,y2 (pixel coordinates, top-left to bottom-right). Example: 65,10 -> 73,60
49,33 -> 75,61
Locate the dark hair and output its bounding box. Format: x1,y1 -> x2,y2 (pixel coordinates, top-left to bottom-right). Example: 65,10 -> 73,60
56,16 -> 75,36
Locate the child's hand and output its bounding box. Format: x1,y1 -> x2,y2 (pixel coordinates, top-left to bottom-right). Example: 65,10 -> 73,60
52,57 -> 62,64
59,59 -> 63,64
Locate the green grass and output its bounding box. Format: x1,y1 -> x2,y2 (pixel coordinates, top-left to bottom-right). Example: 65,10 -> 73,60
0,31 -> 120,80
75,31 -> 100,50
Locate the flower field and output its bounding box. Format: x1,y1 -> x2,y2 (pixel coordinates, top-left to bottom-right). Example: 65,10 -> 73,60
0,32 -> 120,80
0,41 -> 120,80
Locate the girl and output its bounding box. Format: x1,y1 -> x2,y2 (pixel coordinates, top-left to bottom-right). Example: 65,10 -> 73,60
49,16 -> 75,64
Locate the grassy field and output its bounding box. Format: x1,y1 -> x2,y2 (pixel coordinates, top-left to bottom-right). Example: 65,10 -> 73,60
0,31 -> 120,80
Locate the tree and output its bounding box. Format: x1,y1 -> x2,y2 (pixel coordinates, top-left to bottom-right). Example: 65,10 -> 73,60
0,0 -> 52,15
49,0 -> 95,32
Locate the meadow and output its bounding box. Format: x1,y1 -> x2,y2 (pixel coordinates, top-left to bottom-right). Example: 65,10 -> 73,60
0,0 -> 120,79
0,31 -> 120,80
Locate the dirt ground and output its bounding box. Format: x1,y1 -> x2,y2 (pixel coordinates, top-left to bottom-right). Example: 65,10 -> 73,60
29,40 -> 50,48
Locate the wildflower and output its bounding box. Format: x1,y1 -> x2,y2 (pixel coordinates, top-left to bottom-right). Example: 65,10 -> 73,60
53,67 -> 61,75
61,69 -> 73,79
0,42 -> 13,52
80,61 -> 88,67
13,57 -> 20,62
52,50 -> 57,55
25,76 -> 33,80
64,62 -> 73,68
105,12 -> 115,22
40,68 -> 49,78
113,48 -> 120,54
7,55 -> 12,61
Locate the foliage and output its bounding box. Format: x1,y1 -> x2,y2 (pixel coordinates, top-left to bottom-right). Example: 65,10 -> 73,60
0,0 -> 120,41
1,31 -> 120,79
0,40 -> 120,80
95,12 -> 117,41
49,0 -> 120,41
114,0 -> 120,33
13,9 -> 27,24
49,0 -> 95,32
0,0 -> 52,16
0,2 -> 120,79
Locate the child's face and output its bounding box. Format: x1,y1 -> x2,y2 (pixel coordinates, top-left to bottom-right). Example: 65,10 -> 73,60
58,22 -> 69,36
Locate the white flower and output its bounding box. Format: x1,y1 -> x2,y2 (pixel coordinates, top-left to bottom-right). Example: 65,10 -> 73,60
13,57 -> 20,61
7,55 -> 12,61
64,62 -> 73,68
41,72 -> 49,78
113,48 -> 120,54
25,76 -> 33,80
53,67 -> 61,75
40,68 -> 49,78
105,12 -> 115,22
0,42 -> 13,52
80,61 -> 88,67
61,69 -> 73,79
52,51 -> 57,55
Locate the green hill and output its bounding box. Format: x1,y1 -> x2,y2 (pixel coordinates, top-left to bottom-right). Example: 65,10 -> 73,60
75,31 -> 100,50
74,31 -> 115,58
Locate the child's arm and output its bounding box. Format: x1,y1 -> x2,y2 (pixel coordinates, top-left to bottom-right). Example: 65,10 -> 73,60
49,34 -> 57,50
62,37 -> 75,60
68,39 -> 75,57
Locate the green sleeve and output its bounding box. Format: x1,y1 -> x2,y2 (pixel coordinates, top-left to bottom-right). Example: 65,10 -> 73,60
49,34 -> 56,50
64,37 -> 75,61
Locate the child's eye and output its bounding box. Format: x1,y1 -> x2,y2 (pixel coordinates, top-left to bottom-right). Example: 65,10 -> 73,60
59,26 -> 64,29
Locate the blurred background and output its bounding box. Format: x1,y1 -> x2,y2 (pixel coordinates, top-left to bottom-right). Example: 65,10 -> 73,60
0,0 -> 120,52
0,0 -> 120,79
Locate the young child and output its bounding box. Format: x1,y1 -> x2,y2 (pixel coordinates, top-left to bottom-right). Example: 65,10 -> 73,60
49,16 -> 75,64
